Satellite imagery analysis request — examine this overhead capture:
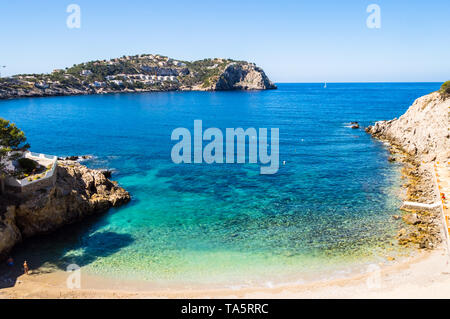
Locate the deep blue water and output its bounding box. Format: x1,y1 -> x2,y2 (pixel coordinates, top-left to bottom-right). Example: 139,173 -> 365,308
0,83 -> 441,288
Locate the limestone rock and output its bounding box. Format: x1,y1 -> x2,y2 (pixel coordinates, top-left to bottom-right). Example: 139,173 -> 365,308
0,160 -> 130,259
214,63 -> 277,91
0,207 -> 22,260
366,92 -> 450,163
366,91 -> 449,250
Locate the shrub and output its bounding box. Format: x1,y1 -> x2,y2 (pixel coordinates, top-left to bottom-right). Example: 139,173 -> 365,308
440,81 -> 450,96
18,158 -> 38,174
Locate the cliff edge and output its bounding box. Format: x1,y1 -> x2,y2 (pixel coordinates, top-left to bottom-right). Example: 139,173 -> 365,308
366,89 -> 449,249
0,160 -> 130,259
213,63 -> 276,91
366,91 -> 449,163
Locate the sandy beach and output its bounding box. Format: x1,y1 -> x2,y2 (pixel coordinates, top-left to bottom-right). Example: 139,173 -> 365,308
1,246 -> 450,299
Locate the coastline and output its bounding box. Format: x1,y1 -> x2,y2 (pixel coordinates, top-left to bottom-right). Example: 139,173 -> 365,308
1,248 -> 450,299
0,56 -> 277,101
365,91 -> 449,250
1,134 -> 446,298
1,86 -> 448,299
0,160 -> 131,261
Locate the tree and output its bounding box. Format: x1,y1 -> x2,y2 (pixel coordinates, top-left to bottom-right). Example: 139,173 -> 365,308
0,118 -> 30,194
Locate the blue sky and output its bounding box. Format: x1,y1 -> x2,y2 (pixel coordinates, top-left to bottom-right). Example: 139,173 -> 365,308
0,0 -> 449,82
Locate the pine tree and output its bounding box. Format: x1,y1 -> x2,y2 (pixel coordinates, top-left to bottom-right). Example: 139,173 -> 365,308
0,118 -> 30,193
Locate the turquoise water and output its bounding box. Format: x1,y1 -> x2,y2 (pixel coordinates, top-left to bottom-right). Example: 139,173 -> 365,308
0,83 -> 441,288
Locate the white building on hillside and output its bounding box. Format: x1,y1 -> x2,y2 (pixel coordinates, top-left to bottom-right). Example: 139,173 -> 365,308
81,70 -> 93,76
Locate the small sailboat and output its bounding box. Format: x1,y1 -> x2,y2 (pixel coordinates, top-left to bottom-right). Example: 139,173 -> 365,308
324,82 -> 327,88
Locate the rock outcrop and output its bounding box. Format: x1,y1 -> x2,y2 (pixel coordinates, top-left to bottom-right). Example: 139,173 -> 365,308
366,92 -> 449,163
214,63 -> 277,91
0,160 -> 130,259
366,91 -> 449,249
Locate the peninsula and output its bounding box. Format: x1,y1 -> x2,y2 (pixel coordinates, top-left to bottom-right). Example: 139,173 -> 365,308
0,55 -> 276,100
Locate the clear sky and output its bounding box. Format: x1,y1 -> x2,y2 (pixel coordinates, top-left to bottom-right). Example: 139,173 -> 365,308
0,0 -> 449,82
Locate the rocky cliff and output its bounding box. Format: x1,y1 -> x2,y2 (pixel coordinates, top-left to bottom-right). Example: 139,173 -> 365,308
366,91 -> 449,163
366,90 -> 449,249
0,160 -> 130,259
213,63 -> 276,91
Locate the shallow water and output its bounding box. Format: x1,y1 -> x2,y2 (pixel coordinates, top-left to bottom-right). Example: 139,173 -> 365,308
0,83 -> 441,288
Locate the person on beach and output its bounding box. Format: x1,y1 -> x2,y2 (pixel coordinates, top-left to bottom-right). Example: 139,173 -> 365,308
23,261 -> 29,275
7,257 -> 14,267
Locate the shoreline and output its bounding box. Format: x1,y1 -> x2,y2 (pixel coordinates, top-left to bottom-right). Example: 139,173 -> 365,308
0,85 -> 276,103
1,88 -> 447,299
1,248 -> 450,299
0,149 -> 443,298
0,160 -> 131,262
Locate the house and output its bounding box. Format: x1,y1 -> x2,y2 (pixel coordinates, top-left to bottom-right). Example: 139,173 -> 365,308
92,81 -> 106,88
172,61 -> 187,67
110,80 -> 123,86
81,70 -> 93,76
35,82 -> 49,89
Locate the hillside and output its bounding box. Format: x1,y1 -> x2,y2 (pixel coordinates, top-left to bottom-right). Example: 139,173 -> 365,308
0,55 -> 276,99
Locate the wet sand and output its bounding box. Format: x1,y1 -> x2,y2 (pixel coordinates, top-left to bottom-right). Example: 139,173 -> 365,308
1,247 -> 450,299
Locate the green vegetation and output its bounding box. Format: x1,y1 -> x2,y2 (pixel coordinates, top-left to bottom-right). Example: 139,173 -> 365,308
1,54 -> 259,96
0,118 -> 30,193
185,58 -> 232,86
440,81 -> 450,97
18,158 -> 38,174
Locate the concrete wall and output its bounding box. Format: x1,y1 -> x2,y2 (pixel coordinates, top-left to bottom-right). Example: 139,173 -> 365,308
4,152 -> 58,193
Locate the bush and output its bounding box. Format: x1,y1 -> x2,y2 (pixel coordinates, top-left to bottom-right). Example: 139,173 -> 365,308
18,158 -> 38,174
440,81 -> 450,96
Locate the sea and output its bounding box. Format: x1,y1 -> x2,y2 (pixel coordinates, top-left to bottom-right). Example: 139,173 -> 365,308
0,83 -> 441,289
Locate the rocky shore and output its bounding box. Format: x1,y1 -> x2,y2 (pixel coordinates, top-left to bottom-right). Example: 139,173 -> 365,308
366,90 -> 449,249
0,160 -> 130,260
0,55 -> 276,100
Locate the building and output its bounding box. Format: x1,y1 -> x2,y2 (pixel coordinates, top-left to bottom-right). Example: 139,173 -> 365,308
110,80 -> 124,86
92,81 -> 106,88
35,82 -> 49,89
81,70 -> 93,76
172,61 -> 187,67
